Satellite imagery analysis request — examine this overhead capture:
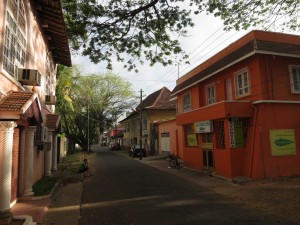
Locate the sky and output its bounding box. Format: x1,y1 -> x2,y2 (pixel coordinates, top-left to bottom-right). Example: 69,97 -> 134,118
71,9 -> 298,98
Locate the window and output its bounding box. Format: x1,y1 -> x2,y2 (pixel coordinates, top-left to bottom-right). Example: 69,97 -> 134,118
235,68 -> 250,97
45,73 -> 50,95
182,92 -> 191,112
142,117 -> 147,130
3,0 -> 26,78
206,83 -> 216,105
289,65 -> 300,93
226,79 -> 233,100
184,124 -> 198,147
45,57 -> 51,95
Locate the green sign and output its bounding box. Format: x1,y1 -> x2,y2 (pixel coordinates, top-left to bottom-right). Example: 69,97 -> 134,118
228,118 -> 244,148
270,129 -> 296,156
187,134 -> 198,147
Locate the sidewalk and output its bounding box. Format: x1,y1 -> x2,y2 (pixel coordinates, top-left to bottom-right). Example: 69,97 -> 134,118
10,149 -> 90,225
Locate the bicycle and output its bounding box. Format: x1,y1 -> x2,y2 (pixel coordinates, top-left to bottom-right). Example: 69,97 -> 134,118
168,154 -> 181,169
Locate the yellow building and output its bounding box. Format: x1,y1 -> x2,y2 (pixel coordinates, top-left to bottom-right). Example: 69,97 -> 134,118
120,87 -> 176,155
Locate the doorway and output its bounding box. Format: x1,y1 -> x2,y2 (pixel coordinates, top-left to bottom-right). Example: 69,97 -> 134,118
202,133 -> 214,169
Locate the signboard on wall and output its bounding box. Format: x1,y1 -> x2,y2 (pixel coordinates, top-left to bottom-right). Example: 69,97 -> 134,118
228,118 -> 244,148
187,134 -> 198,146
270,129 -> 296,156
195,120 -> 213,133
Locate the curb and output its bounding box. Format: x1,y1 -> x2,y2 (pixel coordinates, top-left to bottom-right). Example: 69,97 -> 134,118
13,215 -> 36,225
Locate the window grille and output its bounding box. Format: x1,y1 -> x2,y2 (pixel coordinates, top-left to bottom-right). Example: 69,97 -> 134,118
3,0 -> 26,78
182,92 -> 191,112
206,83 -> 216,105
290,65 -> 300,93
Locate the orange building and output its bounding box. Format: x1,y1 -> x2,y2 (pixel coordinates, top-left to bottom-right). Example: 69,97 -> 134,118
171,30 -> 300,180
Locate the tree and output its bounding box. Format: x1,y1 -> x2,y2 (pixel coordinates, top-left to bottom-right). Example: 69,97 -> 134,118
62,0 -> 193,71
56,67 -> 136,150
198,0 -> 300,32
62,0 -> 299,71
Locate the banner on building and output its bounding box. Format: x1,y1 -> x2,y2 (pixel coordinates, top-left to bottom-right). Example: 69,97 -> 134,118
187,134 -> 198,147
270,129 -> 296,156
194,120 -> 213,133
228,118 -> 244,148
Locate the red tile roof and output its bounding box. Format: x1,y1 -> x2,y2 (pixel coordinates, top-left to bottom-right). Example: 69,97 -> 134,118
121,87 -> 176,122
45,114 -> 60,130
136,87 -> 176,110
0,91 -> 36,112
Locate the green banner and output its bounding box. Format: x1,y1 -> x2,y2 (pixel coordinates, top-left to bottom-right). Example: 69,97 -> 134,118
270,129 -> 296,156
228,118 -> 244,148
187,134 -> 198,147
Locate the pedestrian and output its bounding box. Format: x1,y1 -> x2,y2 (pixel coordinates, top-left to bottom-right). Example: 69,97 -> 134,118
78,158 -> 92,177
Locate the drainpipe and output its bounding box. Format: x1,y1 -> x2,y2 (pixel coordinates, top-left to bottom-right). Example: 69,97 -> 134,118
175,129 -> 179,156
249,102 -> 258,177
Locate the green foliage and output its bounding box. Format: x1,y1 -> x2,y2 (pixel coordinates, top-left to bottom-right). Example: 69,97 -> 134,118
56,66 -> 136,150
33,177 -> 58,196
62,0 -> 299,71
191,0 -> 300,32
62,0 -> 192,71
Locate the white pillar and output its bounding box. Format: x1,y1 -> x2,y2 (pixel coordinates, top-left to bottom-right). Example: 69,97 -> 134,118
0,121 -> 16,224
45,131 -> 53,176
51,133 -> 57,172
23,126 -> 37,197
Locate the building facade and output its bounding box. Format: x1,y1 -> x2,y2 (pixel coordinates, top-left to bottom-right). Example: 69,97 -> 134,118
121,87 -> 176,155
157,119 -> 181,156
0,0 -> 70,223
171,30 -> 300,180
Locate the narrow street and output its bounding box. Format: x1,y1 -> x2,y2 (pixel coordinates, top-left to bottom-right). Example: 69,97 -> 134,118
78,147 -> 296,225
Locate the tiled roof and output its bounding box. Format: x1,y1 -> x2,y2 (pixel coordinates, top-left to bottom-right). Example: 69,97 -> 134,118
45,114 -> 60,130
32,0 -> 71,66
120,87 -> 176,122
137,87 -> 176,110
0,91 -> 35,112
171,30 -> 300,96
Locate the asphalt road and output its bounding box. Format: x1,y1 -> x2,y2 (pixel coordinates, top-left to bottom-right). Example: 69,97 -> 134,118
78,148 -> 294,225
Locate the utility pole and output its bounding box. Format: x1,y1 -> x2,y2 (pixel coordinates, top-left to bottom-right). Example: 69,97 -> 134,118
87,104 -> 90,152
139,89 -> 143,160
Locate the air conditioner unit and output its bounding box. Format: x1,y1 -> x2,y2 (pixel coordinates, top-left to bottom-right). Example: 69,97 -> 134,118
37,142 -> 52,151
35,126 -> 48,144
45,95 -> 56,105
18,68 -> 41,86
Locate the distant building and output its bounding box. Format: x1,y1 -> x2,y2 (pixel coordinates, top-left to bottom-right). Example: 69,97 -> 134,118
120,87 -> 176,155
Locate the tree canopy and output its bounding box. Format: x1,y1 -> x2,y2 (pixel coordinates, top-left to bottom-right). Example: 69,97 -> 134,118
56,66 -> 136,150
62,0 -> 299,71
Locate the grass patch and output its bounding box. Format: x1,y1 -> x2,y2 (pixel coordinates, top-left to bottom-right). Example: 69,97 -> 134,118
58,151 -> 86,174
33,151 -> 89,196
33,176 -> 59,196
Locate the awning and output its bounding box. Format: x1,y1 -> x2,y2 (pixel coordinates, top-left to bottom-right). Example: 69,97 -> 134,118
45,114 -> 61,131
0,91 -> 43,126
